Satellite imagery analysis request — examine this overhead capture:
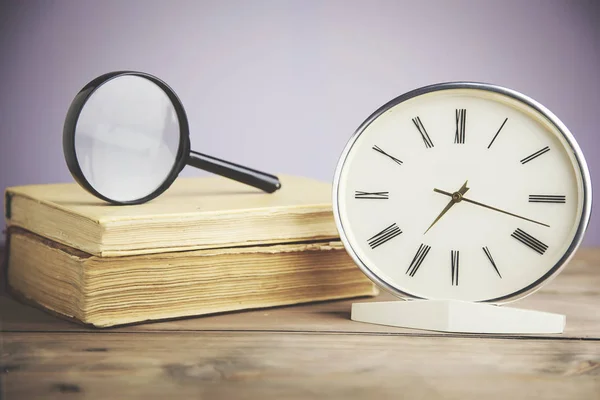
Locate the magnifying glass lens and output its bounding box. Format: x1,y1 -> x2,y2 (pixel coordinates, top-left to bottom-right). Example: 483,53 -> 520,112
74,75 -> 181,202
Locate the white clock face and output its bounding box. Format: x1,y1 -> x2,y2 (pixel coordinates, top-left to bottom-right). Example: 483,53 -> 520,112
334,85 -> 590,302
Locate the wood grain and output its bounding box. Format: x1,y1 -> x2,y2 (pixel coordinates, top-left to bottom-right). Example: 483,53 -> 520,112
2,332 -> 599,400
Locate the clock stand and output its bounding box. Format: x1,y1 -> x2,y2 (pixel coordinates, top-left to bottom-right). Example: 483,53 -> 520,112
351,299 -> 566,334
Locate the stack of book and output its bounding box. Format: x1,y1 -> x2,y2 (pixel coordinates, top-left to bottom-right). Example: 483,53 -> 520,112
4,175 -> 377,327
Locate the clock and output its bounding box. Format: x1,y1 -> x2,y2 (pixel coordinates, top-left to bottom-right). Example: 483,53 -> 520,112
333,82 -> 592,304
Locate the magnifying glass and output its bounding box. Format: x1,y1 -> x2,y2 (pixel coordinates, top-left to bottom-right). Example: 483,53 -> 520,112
63,71 -> 281,205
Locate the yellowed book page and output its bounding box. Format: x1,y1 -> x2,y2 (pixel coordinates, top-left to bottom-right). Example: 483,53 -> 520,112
8,229 -> 377,327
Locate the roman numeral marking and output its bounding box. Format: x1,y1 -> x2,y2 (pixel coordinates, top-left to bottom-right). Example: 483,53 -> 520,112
367,223 -> 402,249
482,246 -> 502,278
529,194 -> 566,203
355,191 -> 389,200
406,243 -> 431,277
372,145 -> 403,165
454,109 -> 466,144
511,228 -> 548,255
451,250 -> 459,286
520,146 -> 550,164
487,117 -> 508,149
412,117 -> 434,148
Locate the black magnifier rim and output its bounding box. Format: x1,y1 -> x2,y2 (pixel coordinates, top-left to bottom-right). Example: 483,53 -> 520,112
63,70 -> 190,205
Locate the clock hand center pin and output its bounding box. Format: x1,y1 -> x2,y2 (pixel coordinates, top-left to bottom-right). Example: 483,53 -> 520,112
424,180 -> 469,234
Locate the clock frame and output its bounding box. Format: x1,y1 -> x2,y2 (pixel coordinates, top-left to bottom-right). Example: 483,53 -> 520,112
332,82 -> 592,304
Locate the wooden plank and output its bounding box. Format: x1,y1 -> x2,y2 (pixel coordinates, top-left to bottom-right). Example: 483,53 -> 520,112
2,291 -> 600,338
2,332 -> 599,400
2,248 -> 600,338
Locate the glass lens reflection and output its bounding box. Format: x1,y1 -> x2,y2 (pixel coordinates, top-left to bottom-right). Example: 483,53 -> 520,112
74,76 -> 180,202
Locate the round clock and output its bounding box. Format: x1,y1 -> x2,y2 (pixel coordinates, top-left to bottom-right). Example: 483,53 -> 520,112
333,82 -> 592,303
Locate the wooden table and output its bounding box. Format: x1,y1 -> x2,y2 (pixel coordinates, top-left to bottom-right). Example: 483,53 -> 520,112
2,249 -> 600,399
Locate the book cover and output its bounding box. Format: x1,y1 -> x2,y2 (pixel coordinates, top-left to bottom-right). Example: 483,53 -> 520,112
5,175 -> 338,257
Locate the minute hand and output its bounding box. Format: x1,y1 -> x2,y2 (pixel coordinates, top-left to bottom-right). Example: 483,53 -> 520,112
433,189 -> 550,228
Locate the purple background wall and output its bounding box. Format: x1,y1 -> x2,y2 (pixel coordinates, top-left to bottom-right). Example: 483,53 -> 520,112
1,0 -> 599,245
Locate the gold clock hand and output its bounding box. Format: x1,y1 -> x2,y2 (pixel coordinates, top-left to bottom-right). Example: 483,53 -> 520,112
424,181 -> 469,234
433,188 -> 550,228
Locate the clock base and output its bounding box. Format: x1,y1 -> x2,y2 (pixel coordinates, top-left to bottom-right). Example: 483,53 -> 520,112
351,300 -> 565,334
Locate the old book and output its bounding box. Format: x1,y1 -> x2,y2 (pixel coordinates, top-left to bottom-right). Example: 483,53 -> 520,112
5,175 -> 338,257
7,228 -> 377,327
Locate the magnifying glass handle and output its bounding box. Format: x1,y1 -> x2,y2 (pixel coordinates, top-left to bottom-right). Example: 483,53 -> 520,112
188,150 -> 281,193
